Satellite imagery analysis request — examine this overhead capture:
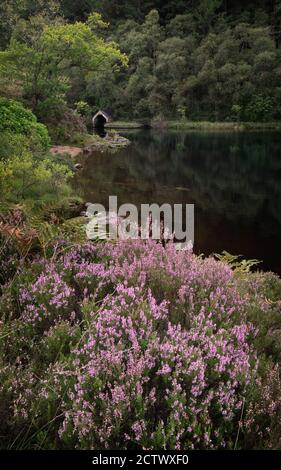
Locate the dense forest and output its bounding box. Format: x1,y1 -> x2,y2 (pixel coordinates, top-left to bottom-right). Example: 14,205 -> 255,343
1,0 -> 281,135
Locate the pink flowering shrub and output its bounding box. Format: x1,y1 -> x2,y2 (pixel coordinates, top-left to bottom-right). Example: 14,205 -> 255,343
0,239 -> 281,449
19,268 -> 76,330
244,363 -> 281,449
58,287 -> 254,449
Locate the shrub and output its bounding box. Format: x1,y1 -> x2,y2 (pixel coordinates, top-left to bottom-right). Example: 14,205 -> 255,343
0,152 -> 73,203
243,363 -> 281,449
0,98 -> 50,150
1,239 -> 279,449
46,108 -> 87,144
0,132 -> 29,159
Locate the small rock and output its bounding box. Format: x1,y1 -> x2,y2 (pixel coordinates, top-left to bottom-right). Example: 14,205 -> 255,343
74,163 -> 83,170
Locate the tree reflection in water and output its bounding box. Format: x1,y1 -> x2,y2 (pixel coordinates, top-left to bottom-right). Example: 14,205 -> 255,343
73,130 -> 281,274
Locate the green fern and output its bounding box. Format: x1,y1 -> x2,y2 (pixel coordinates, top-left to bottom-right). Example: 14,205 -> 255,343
214,250 -> 261,272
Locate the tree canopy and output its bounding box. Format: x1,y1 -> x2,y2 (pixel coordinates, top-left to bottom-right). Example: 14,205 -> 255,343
0,9 -> 127,126
0,0 -> 281,123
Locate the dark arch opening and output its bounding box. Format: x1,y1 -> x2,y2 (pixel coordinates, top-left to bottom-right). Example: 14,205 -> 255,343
93,114 -> 107,129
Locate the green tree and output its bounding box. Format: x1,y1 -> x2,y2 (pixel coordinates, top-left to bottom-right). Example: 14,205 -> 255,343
244,94 -> 273,122
193,0 -> 223,34
3,3 -> 276,122
0,13 -> 127,122
0,0 -> 61,48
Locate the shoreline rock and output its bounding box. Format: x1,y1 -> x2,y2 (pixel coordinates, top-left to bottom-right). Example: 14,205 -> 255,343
50,132 -> 130,158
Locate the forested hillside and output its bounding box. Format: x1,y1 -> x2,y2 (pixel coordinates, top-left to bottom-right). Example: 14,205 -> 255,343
1,0 -> 281,126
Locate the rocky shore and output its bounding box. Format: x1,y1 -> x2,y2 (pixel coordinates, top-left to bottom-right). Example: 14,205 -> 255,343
50,131 -> 130,159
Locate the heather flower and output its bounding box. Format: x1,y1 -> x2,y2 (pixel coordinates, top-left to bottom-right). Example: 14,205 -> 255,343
0,238 -> 280,449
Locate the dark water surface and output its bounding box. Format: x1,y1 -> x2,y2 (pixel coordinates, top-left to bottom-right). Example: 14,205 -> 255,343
73,130 -> 281,274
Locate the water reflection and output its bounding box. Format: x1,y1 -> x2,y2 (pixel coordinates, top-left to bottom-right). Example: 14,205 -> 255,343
73,130 -> 281,274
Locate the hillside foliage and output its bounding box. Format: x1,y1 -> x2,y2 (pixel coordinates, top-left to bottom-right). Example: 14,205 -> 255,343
1,1 -> 281,123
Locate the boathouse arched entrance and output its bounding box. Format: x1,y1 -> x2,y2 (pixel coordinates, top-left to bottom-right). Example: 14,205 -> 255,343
92,110 -> 110,129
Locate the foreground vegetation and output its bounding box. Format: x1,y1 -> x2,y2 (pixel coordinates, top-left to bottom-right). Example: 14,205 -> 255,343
1,231 -> 281,449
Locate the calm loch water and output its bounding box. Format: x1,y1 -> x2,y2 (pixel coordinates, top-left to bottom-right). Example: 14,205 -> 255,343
73,130 -> 281,274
